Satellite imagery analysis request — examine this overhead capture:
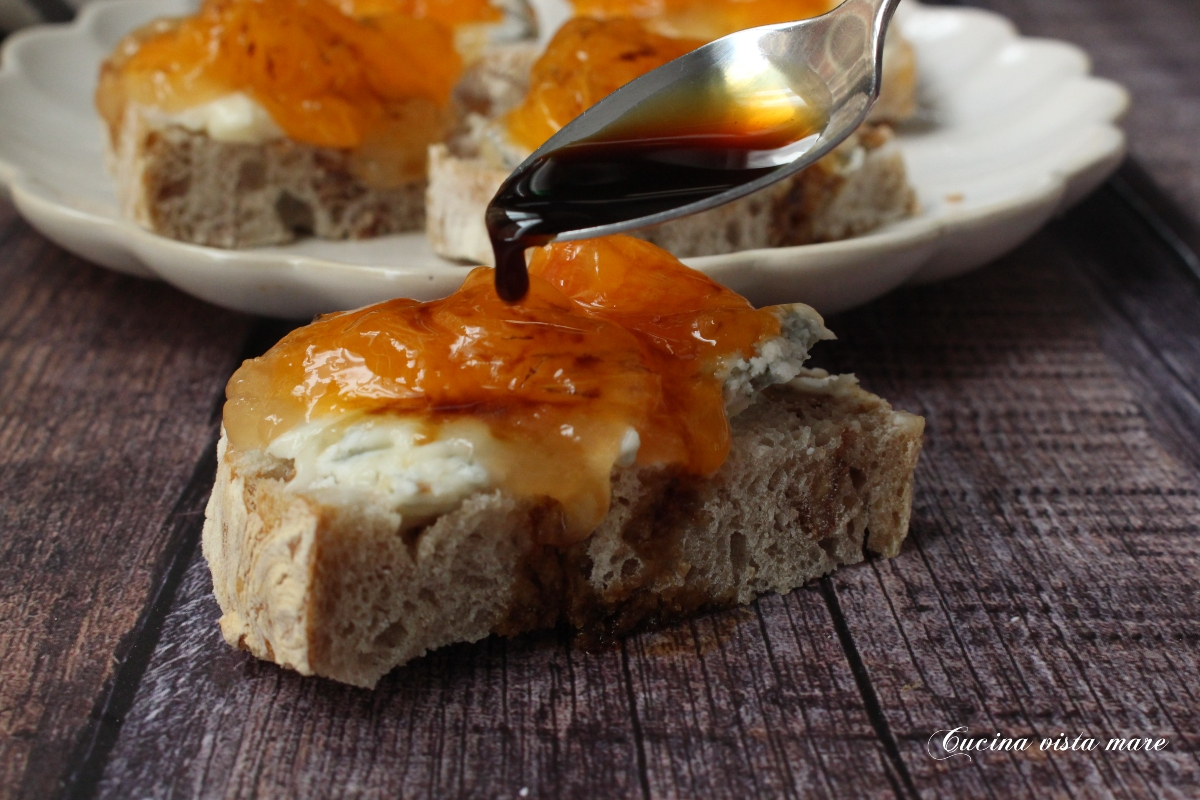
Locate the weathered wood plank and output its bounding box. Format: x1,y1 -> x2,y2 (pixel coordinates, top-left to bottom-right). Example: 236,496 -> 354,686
0,204 -> 254,800
815,196 -> 1200,798
626,593 -> 904,799
96,549 -> 647,799
1061,179 -> 1200,465
94,528 -> 907,798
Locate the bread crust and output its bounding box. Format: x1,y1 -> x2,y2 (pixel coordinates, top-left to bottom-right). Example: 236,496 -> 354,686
203,374 -> 924,687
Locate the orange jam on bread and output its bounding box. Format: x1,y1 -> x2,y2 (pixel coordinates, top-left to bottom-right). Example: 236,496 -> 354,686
574,0 -> 835,40
504,17 -> 704,151
97,0 -> 500,184
224,236 -> 785,541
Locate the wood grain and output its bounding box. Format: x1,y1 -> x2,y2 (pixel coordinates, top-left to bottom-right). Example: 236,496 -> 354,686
93,553 -> 904,798
814,194 -> 1200,798
0,206 -> 255,800
626,595 -> 906,799
97,549 -> 645,799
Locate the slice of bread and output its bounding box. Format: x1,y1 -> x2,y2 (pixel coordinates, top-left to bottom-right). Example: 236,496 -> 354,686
102,5 -> 537,249
109,104 -> 428,249
203,371 -> 924,688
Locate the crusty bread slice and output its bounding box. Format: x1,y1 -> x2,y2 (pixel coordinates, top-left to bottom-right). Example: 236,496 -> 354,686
108,104 -> 427,249
203,371 -> 923,688
427,123 -> 917,264
102,7 -> 538,249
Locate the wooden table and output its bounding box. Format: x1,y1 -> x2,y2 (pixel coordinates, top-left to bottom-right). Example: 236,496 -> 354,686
2,0 -> 1198,797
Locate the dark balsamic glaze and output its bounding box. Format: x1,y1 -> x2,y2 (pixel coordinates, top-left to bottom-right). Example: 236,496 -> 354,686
485,73 -> 828,302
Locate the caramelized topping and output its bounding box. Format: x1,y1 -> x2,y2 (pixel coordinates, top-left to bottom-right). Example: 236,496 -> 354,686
574,0 -> 836,40
504,18 -> 704,152
224,236 -> 782,540
96,0 -> 500,184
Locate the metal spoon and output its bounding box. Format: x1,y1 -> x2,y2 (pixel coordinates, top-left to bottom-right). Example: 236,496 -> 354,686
486,0 -> 904,260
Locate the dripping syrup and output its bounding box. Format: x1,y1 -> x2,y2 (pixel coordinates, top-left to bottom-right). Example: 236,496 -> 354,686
486,62 -> 829,302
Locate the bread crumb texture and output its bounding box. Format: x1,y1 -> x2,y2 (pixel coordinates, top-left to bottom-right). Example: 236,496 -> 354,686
203,374 -> 923,687
109,105 -> 426,248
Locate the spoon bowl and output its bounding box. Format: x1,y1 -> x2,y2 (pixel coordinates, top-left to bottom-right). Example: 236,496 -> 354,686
487,0 -> 903,280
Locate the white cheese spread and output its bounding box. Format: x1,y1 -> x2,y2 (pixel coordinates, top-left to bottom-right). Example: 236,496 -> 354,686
156,92 -> 284,144
267,304 -> 828,527
268,415 -> 644,531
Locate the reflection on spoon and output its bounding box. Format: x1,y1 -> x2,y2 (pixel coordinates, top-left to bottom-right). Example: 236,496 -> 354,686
486,0 -> 901,302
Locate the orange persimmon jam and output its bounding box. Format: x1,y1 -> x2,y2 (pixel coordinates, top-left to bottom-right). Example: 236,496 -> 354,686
223,235 -> 787,542
573,0 -> 836,40
504,17 -> 704,151
96,0 -> 501,185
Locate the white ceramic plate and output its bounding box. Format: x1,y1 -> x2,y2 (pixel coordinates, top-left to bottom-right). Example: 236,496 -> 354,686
0,0 -> 1128,317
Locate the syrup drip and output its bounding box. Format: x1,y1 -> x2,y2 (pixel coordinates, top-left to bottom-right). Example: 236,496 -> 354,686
487,46 -> 828,302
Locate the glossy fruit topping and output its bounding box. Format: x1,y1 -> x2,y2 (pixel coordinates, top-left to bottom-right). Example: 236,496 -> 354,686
97,0 -> 501,184
224,235 -> 782,540
504,17 -> 704,151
